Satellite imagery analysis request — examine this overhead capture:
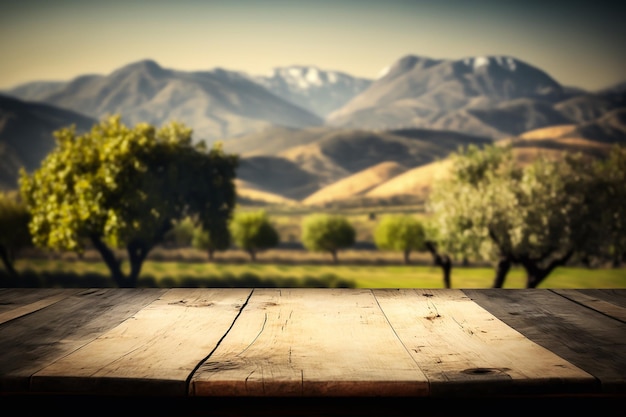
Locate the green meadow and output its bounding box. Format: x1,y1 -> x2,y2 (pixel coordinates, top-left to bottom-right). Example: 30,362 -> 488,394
12,258 -> 626,289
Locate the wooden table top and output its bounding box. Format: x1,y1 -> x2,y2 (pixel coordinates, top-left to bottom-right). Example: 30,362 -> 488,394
1,288 -> 624,414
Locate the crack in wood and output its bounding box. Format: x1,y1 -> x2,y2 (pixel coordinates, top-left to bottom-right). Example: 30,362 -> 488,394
237,312 -> 267,357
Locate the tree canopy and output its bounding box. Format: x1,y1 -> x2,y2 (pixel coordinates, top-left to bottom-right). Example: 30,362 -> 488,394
592,145 -> 626,267
427,143 -> 622,288
19,115 -> 238,287
230,210 -> 279,261
301,214 -> 355,263
192,224 -> 231,260
374,214 -> 426,264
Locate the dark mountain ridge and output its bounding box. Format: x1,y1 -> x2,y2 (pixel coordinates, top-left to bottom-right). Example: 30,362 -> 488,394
0,94 -> 97,190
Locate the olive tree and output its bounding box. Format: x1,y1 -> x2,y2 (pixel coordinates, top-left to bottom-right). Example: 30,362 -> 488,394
592,145 -> 626,267
19,115 -> 238,288
0,192 -> 31,282
230,210 -> 279,261
427,143 -> 605,288
301,214 -> 355,263
374,214 -> 426,264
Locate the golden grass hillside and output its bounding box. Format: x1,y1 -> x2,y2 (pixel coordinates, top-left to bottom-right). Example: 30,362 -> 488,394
364,159 -> 454,201
517,124 -> 578,139
279,143 -> 351,186
302,161 -> 407,206
234,179 -> 300,206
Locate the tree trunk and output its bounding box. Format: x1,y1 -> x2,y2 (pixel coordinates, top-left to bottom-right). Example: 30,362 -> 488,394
441,255 -> 452,289
0,245 -> 17,278
330,250 -> 338,264
248,249 -> 256,262
403,249 -> 410,265
425,241 -> 452,289
492,257 -> 512,288
523,264 -> 551,289
521,250 -> 574,288
127,241 -> 150,288
90,234 -> 127,288
208,248 -> 215,261
0,244 -> 18,286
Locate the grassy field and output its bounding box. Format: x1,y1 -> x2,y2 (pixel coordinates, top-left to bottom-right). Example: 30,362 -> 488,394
11,255 -> 626,289
7,202 -> 626,289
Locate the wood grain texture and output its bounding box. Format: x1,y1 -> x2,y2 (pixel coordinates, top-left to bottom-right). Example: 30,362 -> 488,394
1,288 -> 624,402
465,289 -> 626,394
573,289 -> 626,308
373,289 -> 595,396
0,288 -> 167,393
190,288 -> 429,397
0,289 -> 80,325
31,288 -> 252,396
552,289 -> 626,322
0,288 -> 62,313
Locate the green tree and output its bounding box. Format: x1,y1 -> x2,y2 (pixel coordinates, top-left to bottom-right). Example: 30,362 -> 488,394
192,223 -> 231,260
0,191 -> 31,282
301,214 -> 355,263
19,115 -> 238,288
427,143 -> 604,288
593,145 -> 626,267
230,210 -> 279,261
374,215 -> 426,264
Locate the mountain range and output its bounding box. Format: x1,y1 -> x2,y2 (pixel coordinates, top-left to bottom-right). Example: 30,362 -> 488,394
2,54 -> 625,205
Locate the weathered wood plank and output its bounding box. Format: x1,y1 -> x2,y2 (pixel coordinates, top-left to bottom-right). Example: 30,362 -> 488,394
190,288 -> 429,397
0,289 -> 80,325
31,288 -> 252,396
373,289 -> 595,397
0,289 -> 77,317
2,288 -> 625,402
552,289 -> 626,322
0,288 -> 167,393
576,289 -> 626,308
465,289 -> 626,394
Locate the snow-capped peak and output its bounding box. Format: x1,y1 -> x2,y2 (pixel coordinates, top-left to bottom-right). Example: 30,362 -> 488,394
305,67 -> 322,86
377,66 -> 390,79
252,65 -> 373,117
264,66 -> 346,90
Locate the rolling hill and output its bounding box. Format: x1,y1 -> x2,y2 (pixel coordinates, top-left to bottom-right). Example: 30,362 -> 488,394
222,125 -> 341,157
0,94 -> 96,190
232,127 -> 492,205
364,159 -> 454,203
302,161 -> 408,206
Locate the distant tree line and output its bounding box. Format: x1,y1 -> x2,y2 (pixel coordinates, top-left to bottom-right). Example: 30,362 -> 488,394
1,115 -> 624,288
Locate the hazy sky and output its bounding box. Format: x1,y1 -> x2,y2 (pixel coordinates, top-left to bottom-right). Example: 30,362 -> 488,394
1,0 -> 624,91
